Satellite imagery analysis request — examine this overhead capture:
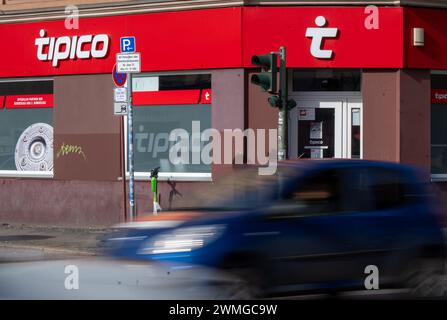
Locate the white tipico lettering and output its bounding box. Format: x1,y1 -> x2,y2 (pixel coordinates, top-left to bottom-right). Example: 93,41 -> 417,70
35,30 -> 109,67
69,36 -> 78,59
52,36 -> 71,67
35,29 -> 50,61
91,34 -> 109,58
76,35 -> 92,59
305,16 -> 338,59
48,37 -> 55,60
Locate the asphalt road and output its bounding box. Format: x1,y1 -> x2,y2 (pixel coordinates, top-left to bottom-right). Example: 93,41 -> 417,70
1,224 -> 447,300
0,254 -> 239,300
0,246 -> 438,300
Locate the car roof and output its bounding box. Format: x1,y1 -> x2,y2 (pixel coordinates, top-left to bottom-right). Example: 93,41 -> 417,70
278,158 -> 414,173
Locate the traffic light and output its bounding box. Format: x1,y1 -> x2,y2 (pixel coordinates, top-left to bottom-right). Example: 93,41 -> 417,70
287,99 -> 297,110
251,53 -> 277,93
268,95 -> 281,108
251,48 -> 296,112
268,96 -> 297,110
252,47 -> 292,161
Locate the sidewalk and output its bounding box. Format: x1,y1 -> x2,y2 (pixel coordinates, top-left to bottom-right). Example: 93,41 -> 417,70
0,223 -> 108,261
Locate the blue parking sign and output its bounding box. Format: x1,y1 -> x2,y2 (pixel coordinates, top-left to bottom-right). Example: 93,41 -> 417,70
120,37 -> 136,53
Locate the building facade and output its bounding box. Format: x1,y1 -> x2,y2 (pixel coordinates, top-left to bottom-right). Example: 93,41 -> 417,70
1,0 -> 447,226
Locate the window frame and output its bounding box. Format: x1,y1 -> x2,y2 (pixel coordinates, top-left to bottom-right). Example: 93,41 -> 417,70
124,70 -> 212,182
431,70 -> 447,181
0,77 -> 54,179
289,68 -> 362,94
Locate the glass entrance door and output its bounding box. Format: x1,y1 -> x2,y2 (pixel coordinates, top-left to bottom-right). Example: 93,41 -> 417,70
347,101 -> 362,159
289,101 -> 343,159
289,100 -> 362,159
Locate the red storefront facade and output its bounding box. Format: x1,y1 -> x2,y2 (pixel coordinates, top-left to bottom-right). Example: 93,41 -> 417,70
1,3 -> 447,226
5,6 -> 447,74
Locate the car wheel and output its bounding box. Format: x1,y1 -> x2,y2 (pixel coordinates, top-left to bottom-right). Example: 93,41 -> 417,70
403,258 -> 446,298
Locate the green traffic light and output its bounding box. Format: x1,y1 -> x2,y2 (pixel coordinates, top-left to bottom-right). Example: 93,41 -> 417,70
287,99 -> 297,110
268,95 -> 281,108
251,53 -> 277,93
251,73 -> 272,92
251,54 -> 274,68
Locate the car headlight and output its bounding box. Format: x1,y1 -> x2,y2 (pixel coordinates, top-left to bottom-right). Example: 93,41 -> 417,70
137,224 -> 226,255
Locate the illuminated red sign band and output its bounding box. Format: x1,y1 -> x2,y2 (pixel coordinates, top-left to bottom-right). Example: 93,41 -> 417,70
134,90 -> 200,105
133,89 -> 211,106
200,90 -> 212,104
5,94 -> 54,109
432,89 -> 447,104
0,7 -> 406,78
0,6 -> 446,77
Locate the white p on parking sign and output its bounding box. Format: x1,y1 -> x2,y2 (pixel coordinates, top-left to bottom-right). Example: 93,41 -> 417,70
120,37 -> 136,53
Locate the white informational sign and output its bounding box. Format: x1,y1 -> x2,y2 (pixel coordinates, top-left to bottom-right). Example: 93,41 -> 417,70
310,148 -> 324,159
116,53 -> 141,73
114,102 -> 128,116
304,146 -> 328,159
310,121 -> 323,139
352,109 -> 361,126
298,108 -> 315,121
132,76 -> 159,92
114,87 -> 127,102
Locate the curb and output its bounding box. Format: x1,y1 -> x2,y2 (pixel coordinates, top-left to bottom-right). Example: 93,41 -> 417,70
0,243 -> 97,258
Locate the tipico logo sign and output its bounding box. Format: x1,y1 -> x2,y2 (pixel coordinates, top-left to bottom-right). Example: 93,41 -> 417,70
305,16 -> 338,59
35,29 -> 110,67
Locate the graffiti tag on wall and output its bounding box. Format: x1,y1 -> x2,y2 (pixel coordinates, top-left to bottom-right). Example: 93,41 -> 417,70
56,142 -> 87,161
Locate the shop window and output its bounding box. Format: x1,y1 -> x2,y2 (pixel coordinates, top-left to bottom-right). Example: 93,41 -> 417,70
131,74 -> 212,176
292,69 -> 361,92
0,80 -> 53,175
431,74 -> 447,177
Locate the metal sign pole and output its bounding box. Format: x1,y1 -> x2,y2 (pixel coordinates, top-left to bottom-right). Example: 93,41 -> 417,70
117,37 -> 139,221
127,72 -> 136,220
278,46 -> 288,161
120,116 -> 128,221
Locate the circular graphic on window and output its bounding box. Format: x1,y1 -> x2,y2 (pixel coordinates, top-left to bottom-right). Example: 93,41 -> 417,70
15,123 -> 53,171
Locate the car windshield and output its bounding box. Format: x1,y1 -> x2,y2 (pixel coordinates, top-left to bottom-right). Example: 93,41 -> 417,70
172,165 -> 302,211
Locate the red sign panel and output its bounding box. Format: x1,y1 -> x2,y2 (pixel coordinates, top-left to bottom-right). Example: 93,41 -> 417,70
5,94 -> 54,109
0,96 -> 4,108
405,8 -> 447,69
0,8 -> 242,78
432,89 -> 447,104
5,6 -> 447,74
133,90 -> 202,106
133,89 -> 212,105
242,7 -> 404,69
0,6 -> 408,78
200,89 -> 212,104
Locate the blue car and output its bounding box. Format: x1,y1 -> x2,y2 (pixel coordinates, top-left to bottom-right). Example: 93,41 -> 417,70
102,160 -> 446,298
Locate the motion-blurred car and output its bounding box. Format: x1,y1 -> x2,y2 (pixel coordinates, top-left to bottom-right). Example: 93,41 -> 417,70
102,160 -> 446,298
